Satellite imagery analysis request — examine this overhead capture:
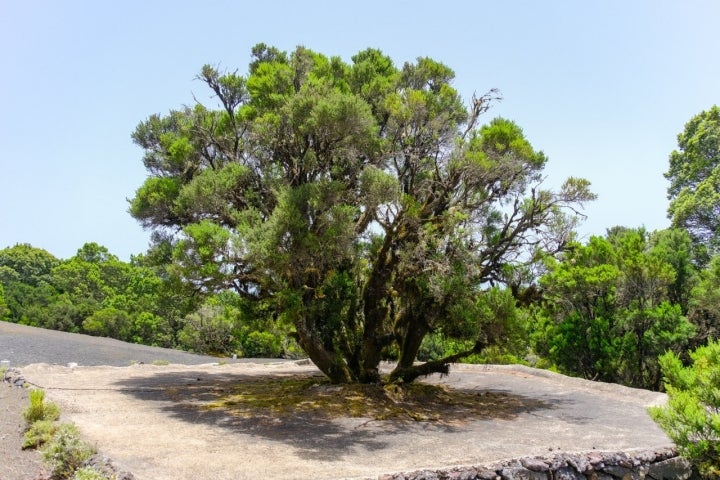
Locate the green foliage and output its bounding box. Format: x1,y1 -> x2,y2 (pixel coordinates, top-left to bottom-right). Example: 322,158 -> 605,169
0,282 -> 8,320
651,228 -> 697,313
665,105 -> 720,258
82,308 -> 132,341
23,389 -> 61,426
71,467 -> 115,480
20,387 -> 102,479
22,389 -> 61,451
689,255 -> 720,348
0,241 -> 197,351
240,331 -> 282,358
532,228 -> 696,389
42,423 -> 96,480
130,312 -> 173,347
129,43 -> 594,383
0,244 -> 60,286
23,419 -> 58,450
417,333 -> 472,362
178,304 -> 239,355
0,244 -> 61,325
650,341 -> 720,477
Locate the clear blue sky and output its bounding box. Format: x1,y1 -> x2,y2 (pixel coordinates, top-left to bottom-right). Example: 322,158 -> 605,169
1,1 -> 719,260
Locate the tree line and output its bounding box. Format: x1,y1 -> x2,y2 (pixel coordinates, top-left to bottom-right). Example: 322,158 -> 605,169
0,242 -> 297,358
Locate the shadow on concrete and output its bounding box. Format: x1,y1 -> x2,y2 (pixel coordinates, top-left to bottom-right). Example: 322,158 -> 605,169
112,370 -> 555,462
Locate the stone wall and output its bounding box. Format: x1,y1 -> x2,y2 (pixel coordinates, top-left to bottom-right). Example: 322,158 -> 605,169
379,448 -> 698,480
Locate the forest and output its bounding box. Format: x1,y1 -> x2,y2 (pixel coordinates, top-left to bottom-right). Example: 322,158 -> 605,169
1,45 -> 719,392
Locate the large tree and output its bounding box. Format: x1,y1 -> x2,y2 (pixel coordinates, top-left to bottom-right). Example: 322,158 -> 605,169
665,105 -> 720,259
130,44 -> 594,383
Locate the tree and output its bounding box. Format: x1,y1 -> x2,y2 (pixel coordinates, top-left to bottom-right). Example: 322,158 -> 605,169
650,341 -> 720,478
665,106 -> 720,259
130,44 -> 594,383
531,235 -> 621,381
0,283 -> 8,320
82,307 -> 132,341
688,255 -> 720,348
178,304 -> 238,355
532,228 -> 695,389
650,228 -> 697,314
0,244 -> 60,325
0,244 -> 60,287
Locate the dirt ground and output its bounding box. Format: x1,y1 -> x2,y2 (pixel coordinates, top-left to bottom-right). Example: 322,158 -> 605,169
0,384 -> 45,480
15,361 -> 673,480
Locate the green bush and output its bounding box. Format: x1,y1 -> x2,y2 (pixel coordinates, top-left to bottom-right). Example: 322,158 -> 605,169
281,336 -> 307,359
649,340 -> 720,478
417,332 -> 478,362
23,389 -> 60,426
241,331 -> 282,358
178,305 -> 238,355
22,419 -> 58,450
42,423 -> 96,480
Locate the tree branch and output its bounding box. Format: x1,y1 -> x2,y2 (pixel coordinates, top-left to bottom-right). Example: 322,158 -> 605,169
387,340 -> 486,383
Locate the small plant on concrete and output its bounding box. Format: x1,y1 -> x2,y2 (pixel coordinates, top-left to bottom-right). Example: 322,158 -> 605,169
23,389 -> 60,426
42,423 -> 96,480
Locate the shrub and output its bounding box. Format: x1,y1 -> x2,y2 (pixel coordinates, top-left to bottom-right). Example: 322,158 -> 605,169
82,307 -> 132,342
71,466 -> 115,480
178,305 -> 238,355
280,336 -> 307,359
241,331 -> 282,358
23,389 -> 60,426
22,419 -> 58,450
649,340 -> 720,478
42,423 -> 96,480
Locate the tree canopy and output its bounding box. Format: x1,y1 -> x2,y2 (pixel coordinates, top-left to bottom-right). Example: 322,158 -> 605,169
130,44 -> 595,384
665,105 -> 720,259
531,228 -> 695,389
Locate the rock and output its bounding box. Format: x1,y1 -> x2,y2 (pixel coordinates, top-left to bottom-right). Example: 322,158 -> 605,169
445,467 -> 479,480
646,456 -> 693,480
587,451 -> 606,466
500,466 -> 548,479
567,455 -> 591,473
381,449 -> 690,480
82,454 -> 136,480
553,467 -> 585,480
476,468 -> 501,480
587,473 -> 615,480
399,470 -> 438,480
3,367 -> 26,387
633,450 -> 657,464
520,457 -> 549,472
601,465 -> 638,479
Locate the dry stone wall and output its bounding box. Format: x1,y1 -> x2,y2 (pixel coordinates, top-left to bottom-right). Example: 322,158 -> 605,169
379,448 -> 698,480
